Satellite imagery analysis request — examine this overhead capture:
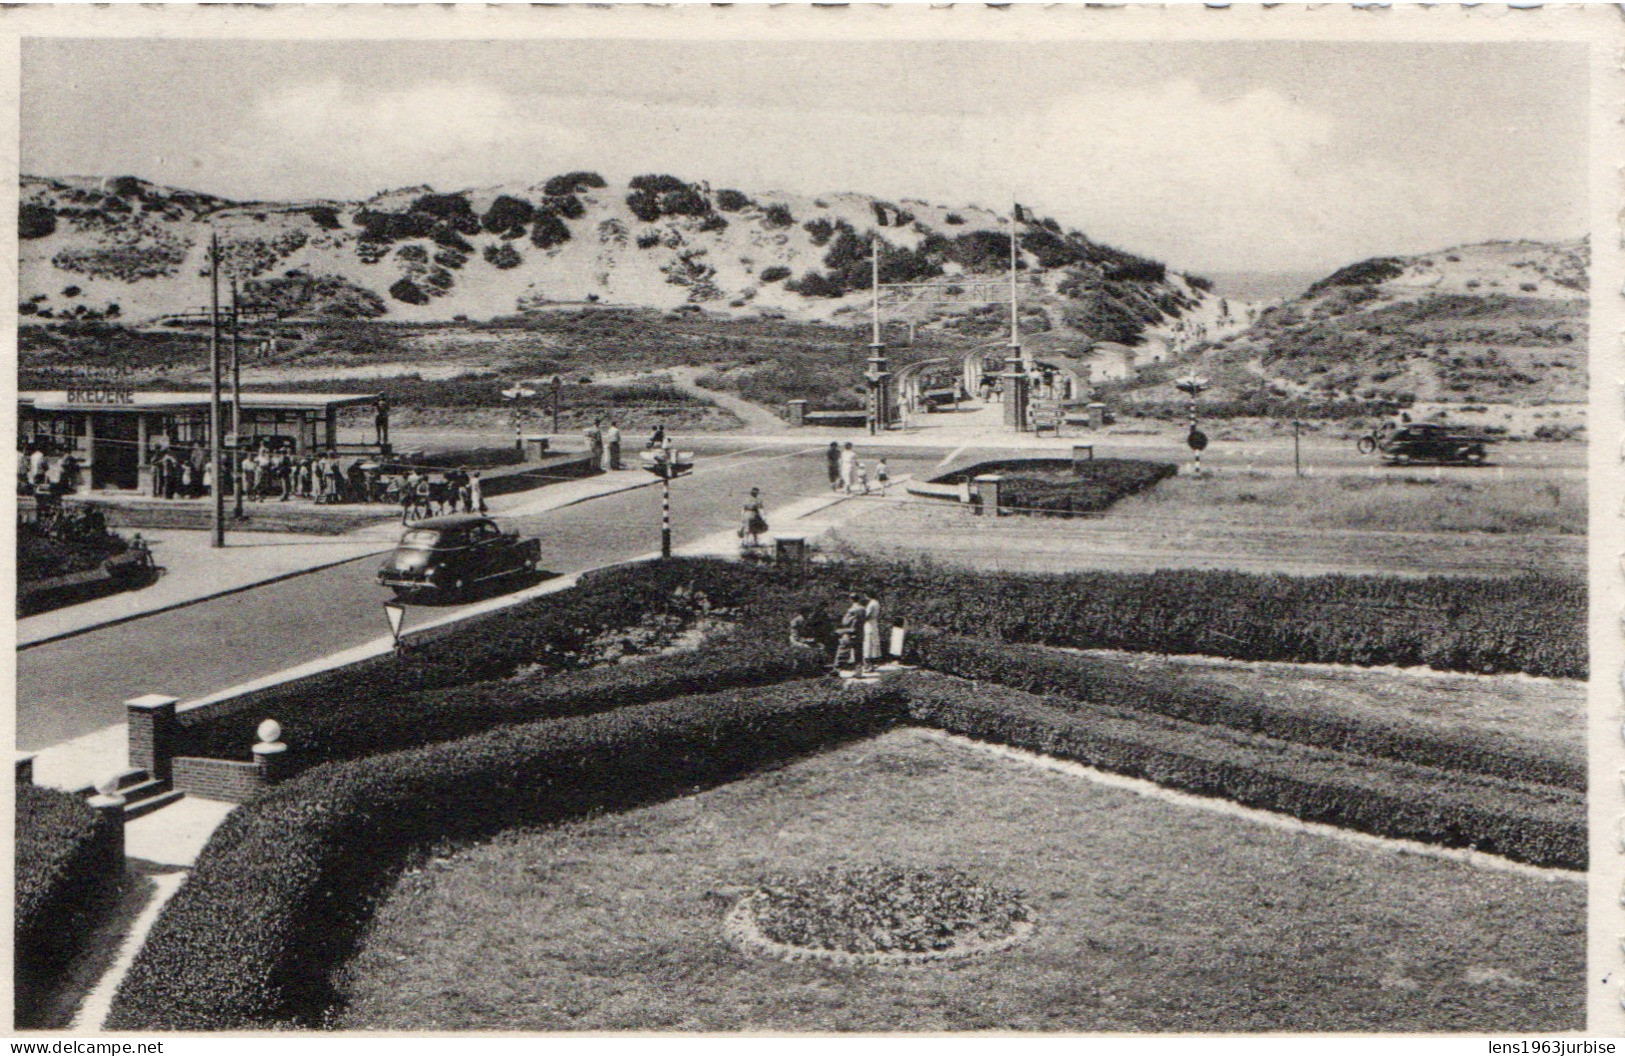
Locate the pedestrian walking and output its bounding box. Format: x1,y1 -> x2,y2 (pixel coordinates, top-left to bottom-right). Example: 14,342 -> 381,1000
855,461 -> 870,495
190,444 -> 207,497
838,442 -> 857,494
27,447 -> 47,488
586,420 -> 604,471
826,441 -> 841,491
605,421 -> 622,471
241,453 -> 259,502
159,453 -> 178,499
400,469 -> 420,523
648,424 -> 666,450
875,458 -> 890,494
738,486 -> 768,550
469,470 -> 486,514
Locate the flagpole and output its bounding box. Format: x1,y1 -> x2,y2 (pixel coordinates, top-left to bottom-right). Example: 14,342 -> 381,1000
871,234 -> 881,346
231,275 -> 244,520
208,232 -> 224,548
1009,200 -> 1019,348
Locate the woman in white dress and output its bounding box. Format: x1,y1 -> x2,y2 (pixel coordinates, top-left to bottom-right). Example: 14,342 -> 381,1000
838,442 -> 857,494
860,592 -> 882,675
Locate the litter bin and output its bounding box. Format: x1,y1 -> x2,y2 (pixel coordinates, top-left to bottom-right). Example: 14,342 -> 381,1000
775,535 -> 807,564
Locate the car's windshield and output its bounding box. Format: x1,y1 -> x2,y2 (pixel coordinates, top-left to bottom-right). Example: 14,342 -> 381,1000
398,529 -> 443,548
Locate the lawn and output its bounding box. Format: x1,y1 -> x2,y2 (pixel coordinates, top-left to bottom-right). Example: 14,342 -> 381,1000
334,729 -> 1582,1033
1108,471 -> 1585,536
1077,650 -> 1583,762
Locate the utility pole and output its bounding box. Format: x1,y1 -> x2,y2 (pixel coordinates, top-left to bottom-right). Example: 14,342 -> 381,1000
231,276 -> 244,519
208,232 -> 224,548
1293,419 -> 1303,478
551,374 -> 562,435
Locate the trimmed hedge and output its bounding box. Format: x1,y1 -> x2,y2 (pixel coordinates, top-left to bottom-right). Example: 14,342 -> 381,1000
107,678 -> 905,1030
909,631 -> 1582,791
16,785 -> 122,1027
932,458 -> 1177,516
902,672 -> 1583,870
792,561 -> 1585,679
179,632 -> 829,768
405,446 -> 526,470
172,560 -> 779,758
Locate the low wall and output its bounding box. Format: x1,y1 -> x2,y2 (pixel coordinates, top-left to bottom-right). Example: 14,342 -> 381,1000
172,757 -> 264,804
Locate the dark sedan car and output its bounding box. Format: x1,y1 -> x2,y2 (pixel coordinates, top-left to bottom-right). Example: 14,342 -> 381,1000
377,514 -> 541,598
1358,424 -> 1494,465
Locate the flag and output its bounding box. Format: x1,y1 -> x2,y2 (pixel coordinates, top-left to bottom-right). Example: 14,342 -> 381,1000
1012,203 -> 1027,223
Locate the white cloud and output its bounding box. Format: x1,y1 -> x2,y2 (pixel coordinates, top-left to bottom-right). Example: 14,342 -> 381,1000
228,78 -> 584,196
213,75 -> 1524,272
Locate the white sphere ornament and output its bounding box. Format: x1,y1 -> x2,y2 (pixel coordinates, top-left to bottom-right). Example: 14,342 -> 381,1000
257,719 -> 283,744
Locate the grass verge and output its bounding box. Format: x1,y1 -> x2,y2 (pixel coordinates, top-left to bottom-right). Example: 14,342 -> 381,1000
332,730 -> 1582,1032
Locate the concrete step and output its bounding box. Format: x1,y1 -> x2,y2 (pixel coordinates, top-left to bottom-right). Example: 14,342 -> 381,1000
108,768 -> 151,792
124,788 -> 185,820
118,776 -> 173,807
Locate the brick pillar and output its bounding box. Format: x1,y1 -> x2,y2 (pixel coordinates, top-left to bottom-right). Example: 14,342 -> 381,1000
1088,402 -> 1105,430
974,474 -> 1004,517
126,694 -> 178,784
252,719 -> 289,786
786,400 -> 808,427
87,780 -> 127,870
15,753 -> 34,786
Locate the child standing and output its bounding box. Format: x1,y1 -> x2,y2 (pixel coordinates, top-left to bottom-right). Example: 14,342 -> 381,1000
875,458 -> 890,495
855,461 -> 870,495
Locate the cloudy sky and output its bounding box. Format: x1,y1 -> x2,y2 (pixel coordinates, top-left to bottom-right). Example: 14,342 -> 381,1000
22,37 -> 1588,274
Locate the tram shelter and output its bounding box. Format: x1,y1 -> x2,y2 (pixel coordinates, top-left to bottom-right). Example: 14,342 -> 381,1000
18,389 -> 387,494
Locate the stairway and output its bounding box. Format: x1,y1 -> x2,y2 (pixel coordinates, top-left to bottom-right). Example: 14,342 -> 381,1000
83,768 -> 185,819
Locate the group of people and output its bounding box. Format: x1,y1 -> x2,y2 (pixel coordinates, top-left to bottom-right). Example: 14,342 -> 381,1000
586,420 -> 673,473
824,442 -> 888,496
584,419 -> 624,472
141,442 -> 489,517
231,448 -> 374,505
789,591 -> 888,676
19,446 -> 83,496
975,368 -> 1066,404
396,466 -> 487,524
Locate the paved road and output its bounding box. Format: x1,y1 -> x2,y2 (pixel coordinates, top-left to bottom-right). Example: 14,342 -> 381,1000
16,442 -> 999,751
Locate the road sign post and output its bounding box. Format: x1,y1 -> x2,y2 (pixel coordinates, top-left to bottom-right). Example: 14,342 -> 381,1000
1175,375 -> 1210,476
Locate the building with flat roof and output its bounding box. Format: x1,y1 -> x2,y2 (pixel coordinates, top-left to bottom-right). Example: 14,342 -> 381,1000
18,388 -> 388,492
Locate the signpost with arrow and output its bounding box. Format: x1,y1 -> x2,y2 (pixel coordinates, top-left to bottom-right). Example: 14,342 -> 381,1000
383,601 -> 406,649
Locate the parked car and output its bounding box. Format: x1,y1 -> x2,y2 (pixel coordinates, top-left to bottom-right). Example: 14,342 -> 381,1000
377,515 -> 540,598
1357,423 -> 1494,465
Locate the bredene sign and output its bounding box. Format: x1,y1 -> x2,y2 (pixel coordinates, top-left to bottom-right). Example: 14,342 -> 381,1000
65,387 -> 135,405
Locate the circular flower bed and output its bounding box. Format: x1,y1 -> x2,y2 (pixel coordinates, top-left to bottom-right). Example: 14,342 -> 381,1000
726,864 -> 1035,967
